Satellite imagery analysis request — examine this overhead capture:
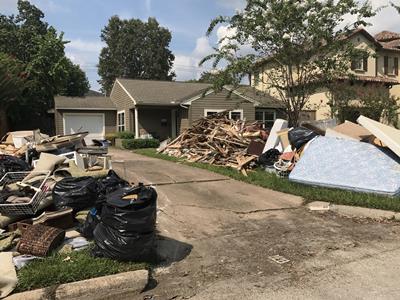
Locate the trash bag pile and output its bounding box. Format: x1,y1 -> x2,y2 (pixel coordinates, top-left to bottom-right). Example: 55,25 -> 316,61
0,133 -> 156,298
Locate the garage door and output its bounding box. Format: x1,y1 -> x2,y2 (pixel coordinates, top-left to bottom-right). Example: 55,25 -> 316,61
64,113 -> 104,145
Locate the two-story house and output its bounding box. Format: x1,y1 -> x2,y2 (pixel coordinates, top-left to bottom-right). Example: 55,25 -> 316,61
251,27 -> 400,123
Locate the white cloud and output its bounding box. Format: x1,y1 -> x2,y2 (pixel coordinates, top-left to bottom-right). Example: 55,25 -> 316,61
174,36 -> 215,81
67,39 -> 104,53
65,39 -> 105,91
216,0 -> 246,10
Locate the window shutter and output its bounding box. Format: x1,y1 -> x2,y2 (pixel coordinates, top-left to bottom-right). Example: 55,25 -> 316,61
384,56 -> 389,75
395,57 -> 399,76
363,56 -> 368,72
351,59 -> 357,70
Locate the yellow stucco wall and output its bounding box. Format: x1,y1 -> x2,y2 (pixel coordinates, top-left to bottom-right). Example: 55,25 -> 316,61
253,30 -> 400,121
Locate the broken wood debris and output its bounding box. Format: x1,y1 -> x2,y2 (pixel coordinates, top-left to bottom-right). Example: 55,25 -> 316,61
160,112 -> 263,174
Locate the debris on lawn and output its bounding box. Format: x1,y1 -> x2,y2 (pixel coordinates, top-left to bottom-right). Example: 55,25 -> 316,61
160,111 -> 268,175
0,132 -> 157,298
261,115 -> 400,196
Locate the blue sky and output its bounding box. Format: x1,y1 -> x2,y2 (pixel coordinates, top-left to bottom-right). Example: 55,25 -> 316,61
0,0 -> 247,91
0,0 -> 398,91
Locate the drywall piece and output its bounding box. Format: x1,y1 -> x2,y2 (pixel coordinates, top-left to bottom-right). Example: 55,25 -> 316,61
263,119 -> 288,153
289,136 -> 400,196
357,115 -> 400,157
326,121 -> 372,141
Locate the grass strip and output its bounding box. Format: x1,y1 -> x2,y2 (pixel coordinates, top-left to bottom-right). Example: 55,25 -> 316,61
134,148 -> 400,212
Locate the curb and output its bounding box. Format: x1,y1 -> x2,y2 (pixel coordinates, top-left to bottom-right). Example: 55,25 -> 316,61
307,201 -> 400,220
6,269 -> 148,300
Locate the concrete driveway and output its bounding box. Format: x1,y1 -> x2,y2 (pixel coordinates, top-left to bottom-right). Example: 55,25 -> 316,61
110,148 -> 400,300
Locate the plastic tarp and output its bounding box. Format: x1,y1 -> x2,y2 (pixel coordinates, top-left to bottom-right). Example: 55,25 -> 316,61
289,136 -> 400,196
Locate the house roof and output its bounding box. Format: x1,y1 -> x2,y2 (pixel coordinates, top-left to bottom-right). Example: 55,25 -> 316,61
227,86 -> 284,108
374,31 -> 400,42
54,96 -> 116,110
117,79 -> 212,105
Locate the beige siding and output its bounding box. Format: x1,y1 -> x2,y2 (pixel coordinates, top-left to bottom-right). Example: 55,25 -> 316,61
110,81 -> 136,132
55,109 -> 116,136
189,90 -> 255,125
350,33 -> 377,77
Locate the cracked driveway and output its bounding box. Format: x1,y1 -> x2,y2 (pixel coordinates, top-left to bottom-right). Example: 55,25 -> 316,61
110,149 -> 400,300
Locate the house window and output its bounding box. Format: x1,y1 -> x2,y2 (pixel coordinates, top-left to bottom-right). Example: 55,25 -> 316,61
117,111 -> 125,132
204,109 -> 243,120
351,56 -> 368,72
384,56 -> 398,75
255,109 -> 276,129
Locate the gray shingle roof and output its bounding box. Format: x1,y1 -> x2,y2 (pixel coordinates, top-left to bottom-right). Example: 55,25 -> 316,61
117,79 -> 212,105
230,86 -> 284,108
55,96 -> 116,110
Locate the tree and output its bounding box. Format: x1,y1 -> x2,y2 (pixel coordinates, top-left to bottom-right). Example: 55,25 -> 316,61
98,16 -> 175,95
0,54 -> 26,134
59,58 -> 90,97
186,71 -> 235,85
201,0 -> 374,126
0,0 -> 89,133
328,81 -> 399,126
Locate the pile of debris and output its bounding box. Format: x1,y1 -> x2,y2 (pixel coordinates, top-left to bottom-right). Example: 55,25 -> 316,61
261,116 -> 400,197
0,132 -> 156,298
160,112 -> 267,175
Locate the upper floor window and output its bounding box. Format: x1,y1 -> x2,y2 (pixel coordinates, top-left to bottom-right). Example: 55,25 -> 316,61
351,56 -> 368,72
384,56 -> 399,76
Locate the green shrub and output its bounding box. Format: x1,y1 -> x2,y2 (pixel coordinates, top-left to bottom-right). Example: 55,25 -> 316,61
122,138 -> 160,149
105,133 -> 117,145
117,131 -> 135,139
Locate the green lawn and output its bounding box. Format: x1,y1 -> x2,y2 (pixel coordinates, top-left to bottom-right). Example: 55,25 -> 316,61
134,148 -> 400,212
16,247 -> 147,293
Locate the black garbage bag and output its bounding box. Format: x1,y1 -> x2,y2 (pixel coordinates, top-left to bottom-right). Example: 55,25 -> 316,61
77,208 -> 101,239
0,155 -> 31,179
101,184 -> 157,233
258,149 -> 281,167
97,170 -> 129,201
53,176 -> 98,212
92,184 -> 157,261
92,223 -> 155,261
288,127 -> 319,150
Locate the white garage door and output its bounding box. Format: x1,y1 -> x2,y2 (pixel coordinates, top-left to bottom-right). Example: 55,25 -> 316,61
64,113 -> 105,145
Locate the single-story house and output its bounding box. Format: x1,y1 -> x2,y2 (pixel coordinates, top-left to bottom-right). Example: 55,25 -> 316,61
55,79 -> 283,142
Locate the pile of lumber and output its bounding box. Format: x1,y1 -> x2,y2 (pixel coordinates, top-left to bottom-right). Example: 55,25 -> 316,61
160,112 -> 262,175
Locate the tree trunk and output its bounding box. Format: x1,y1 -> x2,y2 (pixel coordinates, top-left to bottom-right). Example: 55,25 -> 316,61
0,108 -> 10,138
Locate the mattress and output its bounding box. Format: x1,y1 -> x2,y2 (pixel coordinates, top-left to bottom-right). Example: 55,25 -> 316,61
289,137 -> 400,196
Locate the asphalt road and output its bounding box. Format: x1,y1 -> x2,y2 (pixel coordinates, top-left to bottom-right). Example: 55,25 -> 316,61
110,148 -> 400,300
